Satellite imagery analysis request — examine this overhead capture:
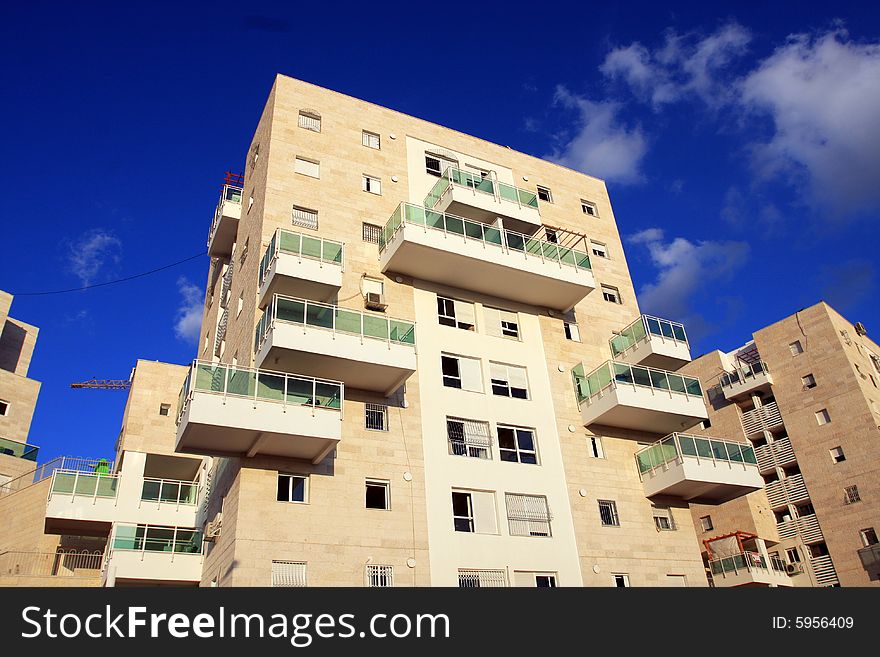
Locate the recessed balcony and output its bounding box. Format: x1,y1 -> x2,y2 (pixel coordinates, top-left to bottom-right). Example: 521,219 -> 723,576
610,315 -> 691,370
255,295 -> 417,395
175,360 -> 343,463
258,229 -> 344,307
104,523 -> 203,586
721,361 -> 774,400
425,167 -> 542,230
379,203 -> 595,312
635,433 -> 763,503
572,361 -> 708,434
709,552 -> 794,588
206,184 -> 243,258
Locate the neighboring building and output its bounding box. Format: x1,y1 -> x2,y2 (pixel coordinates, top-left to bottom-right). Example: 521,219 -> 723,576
1,75 -> 770,587
682,302 -> 880,587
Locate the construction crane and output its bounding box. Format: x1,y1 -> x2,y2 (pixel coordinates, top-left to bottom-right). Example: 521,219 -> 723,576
70,378 -> 131,390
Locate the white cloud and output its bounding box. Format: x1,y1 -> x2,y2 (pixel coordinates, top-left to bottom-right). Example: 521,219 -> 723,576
174,277 -> 203,343
68,230 -> 122,286
627,228 -> 750,321
546,86 -> 648,184
740,30 -> 880,214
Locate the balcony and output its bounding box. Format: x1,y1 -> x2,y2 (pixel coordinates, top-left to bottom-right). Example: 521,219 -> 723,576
258,229 -> 344,307
255,295 -> 417,396
104,523 -> 203,586
777,513 -> 824,544
44,470 -> 119,536
635,433 -> 763,503
740,401 -> 784,436
765,474 -> 810,509
206,184 -> 243,258
0,436 -> 39,462
754,436 -> 796,472
425,167 -> 541,229
379,203 -> 595,312
175,361 -> 343,463
721,361 -> 774,400
810,554 -> 840,587
610,315 -> 690,370
572,361 -> 708,434
858,544 -> 880,571
709,552 -> 794,587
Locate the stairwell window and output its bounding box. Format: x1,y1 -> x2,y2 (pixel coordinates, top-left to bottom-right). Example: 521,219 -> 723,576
581,200 -> 598,217
789,340 -> 804,356
366,565 -> 393,587
272,561 -> 307,587
802,373 -> 817,389
653,506 -> 675,531
497,426 -> 538,464
861,528 -> 878,547
844,485 -> 861,505
294,156 -> 320,178
699,515 -> 713,532
601,285 -> 621,304
536,186 -> 553,203
365,403 -> 388,431
484,306 -> 519,339
490,362 -> 529,399
590,240 -> 608,258
441,354 -> 483,392
505,493 -> 551,537
298,110 -> 321,132
447,417 -> 491,459
362,222 -> 383,244
612,574 -> 630,587
437,296 -> 475,331
292,206 -> 319,230
598,500 -> 619,527
816,408 -> 831,425
362,130 -> 380,150
830,446 -> 846,463
277,473 -> 308,503
362,174 -> 381,195
365,479 -> 390,510
564,321 -> 581,342
588,436 -> 604,458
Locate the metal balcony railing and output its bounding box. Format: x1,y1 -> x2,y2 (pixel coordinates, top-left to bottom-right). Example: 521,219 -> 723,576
0,436 -> 39,462
710,551 -> 787,578
741,401 -> 784,435
721,360 -> 771,389
206,184 -> 243,247
258,229 -> 344,287
140,477 -> 200,508
48,470 -> 120,502
635,432 -> 757,478
610,315 -> 688,359
0,456 -> 114,499
0,549 -> 103,578
424,166 -> 539,214
110,523 -> 203,557
572,360 -> 703,406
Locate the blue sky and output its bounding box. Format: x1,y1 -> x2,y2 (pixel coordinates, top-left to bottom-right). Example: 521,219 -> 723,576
2,1 -> 878,462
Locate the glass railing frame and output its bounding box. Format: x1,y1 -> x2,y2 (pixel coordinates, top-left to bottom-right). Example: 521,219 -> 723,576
423,166 -> 540,214
720,360 -> 771,389
140,477 -> 200,509
610,314 -> 689,359
258,227 -> 345,287
634,432 -> 759,479
709,551 -> 788,577
207,184 -> 244,246
0,436 -> 39,462
572,360 -> 704,406
49,469 -> 120,503
110,523 -> 204,560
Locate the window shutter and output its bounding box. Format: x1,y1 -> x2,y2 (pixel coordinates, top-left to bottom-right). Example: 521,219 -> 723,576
456,301 -> 476,327
272,561 -> 307,587
489,362 -> 506,383
459,357 -> 483,392
484,307 -> 502,337
508,365 -> 528,391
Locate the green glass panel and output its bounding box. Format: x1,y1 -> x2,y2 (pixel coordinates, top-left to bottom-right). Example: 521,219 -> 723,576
279,231 -> 301,254
335,309 -> 362,335
446,216 -> 465,235
727,442 -> 744,462
559,248 -> 577,266
404,203 -> 426,225
610,335 -> 628,357
113,525 -> 141,551
506,231 -> 526,252
144,527 -> 175,553
425,210 -> 445,229
315,382 -> 342,409
649,369 -> 669,390
660,437 -> 679,463
276,298 -> 305,324
636,450 -> 653,474
300,235 -> 322,259
52,472 -> 77,494
679,434 -> 698,457
632,366 -> 652,387
257,371 -> 285,401
95,476 -> 118,498
667,374 -> 687,394
484,226 -> 502,245
179,483 -> 198,504
464,220 -> 483,239
227,369 -> 256,397
390,320 -> 415,344
362,315 -> 389,340
174,530 -> 202,554
286,377 -> 313,405
305,302 -> 334,329
195,364 -> 225,392
711,440 -> 730,461
575,251 -> 591,269
74,474 -> 98,496
741,445 -> 757,465
685,378 -> 703,396
695,438 -> 713,458
322,240 -> 343,263
498,183 -> 518,203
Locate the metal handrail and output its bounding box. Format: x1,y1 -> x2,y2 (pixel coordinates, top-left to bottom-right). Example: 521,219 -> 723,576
710,551 -> 788,577
572,360 -> 703,406
635,432 -> 758,478
721,360 -> 771,388
48,469 -> 120,503
610,314 -> 688,358
424,166 -> 539,212
140,477 -> 200,509
259,228 -> 345,286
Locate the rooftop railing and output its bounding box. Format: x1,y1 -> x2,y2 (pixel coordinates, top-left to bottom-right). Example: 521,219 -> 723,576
0,456 -> 114,499
255,294 -> 417,355
635,432 -> 757,478
610,315 -> 688,359
721,360 -> 771,389
710,551 -> 787,578
0,436 -> 39,462
111,523 -> 203,556
424,166 -> 539,213
49,469 -> 120,501
177,360 -> 344,423
572,360 -> 703,406
258,228 -> 344,286
207,183 -> 243,245
379,202 -> 591,273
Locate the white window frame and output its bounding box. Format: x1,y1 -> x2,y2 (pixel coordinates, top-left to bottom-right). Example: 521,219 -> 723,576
437,296 -> 476,331
294,156 -> 320,178
496,425 -> 539,465
365,403 -> 388,432
588,436 -> 604,459
860,528 -> 878,547
505,493 -> 551,537
601,285 -> 621,304
452,491 -> 475,533
362,130 -> 380,150
362,174 -> 381,195
590,240 -> 608,258
598,500 -> 620,527
441,353 -> 483,392
365,479 -> 391,510
536,185 -> 553,203
612,574 -> 630,587
490,362 -> 529,399
277,473 -> 308,504
447,417 -> 492,459
581,199 -> 598,217
563,321 -> 581,342
652,506 -> 675,531
484,307 -> 520,340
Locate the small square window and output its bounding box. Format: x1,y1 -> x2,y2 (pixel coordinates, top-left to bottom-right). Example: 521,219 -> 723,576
292,206 -> 319,230
590,241 -> 608,258
365,403 -> 388,431
366,564 -> 393,587
601,285 -> 621,304
277,473 -> 308,503
802,373 -> 817,389
298,111 -> 321,132
861,528 -> 879,547
544,228 -> 558,243
612,574 -> 630,587
362,130 -> 380,149
581,200 -> 598,217
535,575 -> 557,588
598,500 -> 619,527
0,400 -> 10,416
844,485 -> 861,505
816,408 -> 831,425
497,426 -> 539,465
699,515 -> 713,532
830,446 -> 846,463
366,479 -> 390,510
362,223 -> 383,244
789,340 -> 804,356
653,508 -> 675,531
563,321 -> 581,342
362,175 -> 381,195
786,547 -> 801,563
294,156 -> 320,178
588,436 -> 604,459
158,404 -> 170,416
699,419 -> 712,430
536,186 -> 552,203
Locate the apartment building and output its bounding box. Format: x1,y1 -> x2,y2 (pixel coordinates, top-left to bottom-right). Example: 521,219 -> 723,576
1,75 -> 769,587
682,302 -> 880,587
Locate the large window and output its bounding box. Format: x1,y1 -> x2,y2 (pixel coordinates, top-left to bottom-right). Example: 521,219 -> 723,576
451,489 -> 496,534
490,362 -> 529,399
437,296 -> 475,331
441,354 -> 483,392
276,474 -> 308,503
598,500 -> 619,527
447,417 -> 491,459
505,493 -> 551,537
497,426 -> 538,464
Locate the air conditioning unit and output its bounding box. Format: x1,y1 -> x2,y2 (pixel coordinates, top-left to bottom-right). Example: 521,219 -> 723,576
855,322 -> 867,336
786,562 -> 804,575
364,292 -> 387,311
204,512 -> 223,541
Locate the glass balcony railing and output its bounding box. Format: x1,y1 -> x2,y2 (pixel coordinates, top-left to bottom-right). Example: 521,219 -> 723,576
710,551 -> 787,577
255,294 -> 417,355
111,524 -> 203,555
141,477 -> 199,506
721,361 -> 771,389
258,229 -> 344,286
207,184 -> 243,244
177,360 -> 343,422
635,432 -> 757,477
424,167 -> 539,212
380,203 -> 591,272
50,470 -> 119,499
572,360 -> 703,405
0,436 -> 39,462
610,315 -> 688,358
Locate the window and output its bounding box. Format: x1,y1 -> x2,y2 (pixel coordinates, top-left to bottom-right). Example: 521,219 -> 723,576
362,130 -> 380,149
844,485 -> 861,505
452,491 -> 474,532
506,493 -> 551,537
802,373 -> 817,389
789,340 -> 804,356
366,479 -> 390,510
248,193 -> 254,213
653,506 -> 675,531
601,285 -> 621,304
437,296 -> 475,331
544,228 -> 558,243
458,569 -> 507,588
292,206 -> 318,230
451,489 -> 497,534
362,277 -> 384,297
483,306 -> 519,340
366,565 -> 393,587
277,474 -> 308,503
250,143 -> 260,170
590,240 -> 608,258
0,400 -> 8,416
362,174 -> 381,195
239,237 -> 249,266
598,500 -> 619,527
237,292 -> 244,317
425,152 -> 457,177
272,561 -> 307,587
0,473 -> 11,495
830,446 -> 846,463
536,185 -> 552,203
699,515 -> 713,532
294,156 -> 320,178
447,417 -> 491,459
497,426 -> 538,464
365,403 -> 388,431
490,362 -> 529,399
588,436 -> 604,458
612,574 -> 630,587
362,223 -> 382,244
581,199 -> 598,217
535,574 -> 557,588
441,354 -> 483,392
699,419 -> 712,430
666,575 -> 688,587
563,321 -> 581,342
816,408 -> 831,425
786,547 -> 802,563
158,404 -> 170,416
298,110 -> 321,132
861,528 -> 879,547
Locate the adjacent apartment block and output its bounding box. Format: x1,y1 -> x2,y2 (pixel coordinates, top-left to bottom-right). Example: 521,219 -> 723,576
682,302 -> 880,587
1,75 -> 771,587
